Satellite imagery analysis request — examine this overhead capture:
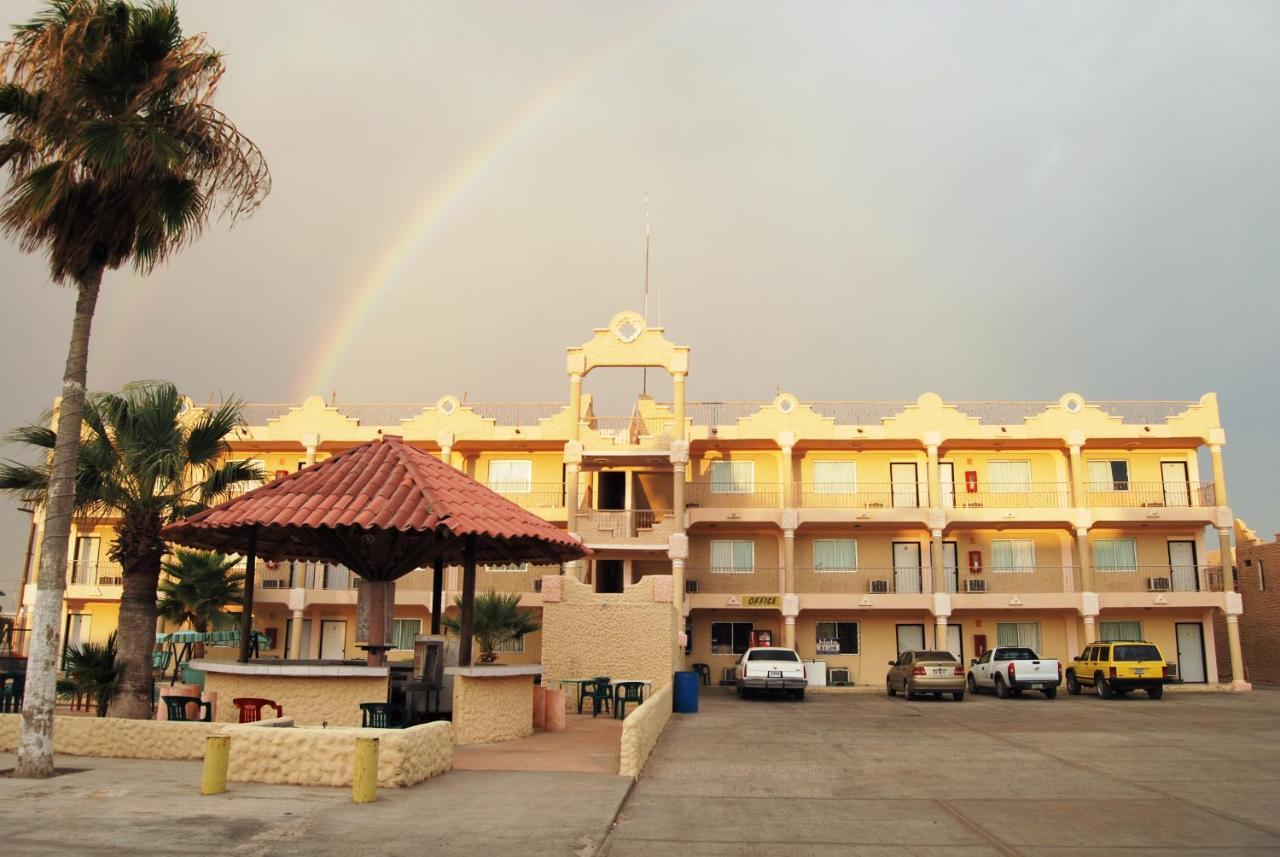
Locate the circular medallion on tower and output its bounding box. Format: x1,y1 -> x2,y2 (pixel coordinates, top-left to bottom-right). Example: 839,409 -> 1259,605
1060,393 -> 1084,414
609,310 -> 646,344
775,393 -> 798,414
437,395 -> 460,416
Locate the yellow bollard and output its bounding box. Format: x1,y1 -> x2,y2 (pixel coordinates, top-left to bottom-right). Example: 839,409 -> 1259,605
200,735 -> 230,796
352,737 -> 379,803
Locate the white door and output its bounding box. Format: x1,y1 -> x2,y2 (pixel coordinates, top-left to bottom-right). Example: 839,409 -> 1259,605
943,542 -> 959,593
939,462 -> 955,508
319,620 -> 346,660
893,542 -> 922,593
1175,622 -> 1206,683
946,624 -> 962,660
299,620 -> 313,658
1162,461 -> 1190,506
1168,540 -> 1198,592
67,614 -> 91,648
896,624 -> 925,654
72,536 -> 100,584
891,462 -> 920,508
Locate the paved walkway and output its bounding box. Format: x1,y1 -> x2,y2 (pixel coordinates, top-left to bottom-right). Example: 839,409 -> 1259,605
0,752 -> 631,857
453,712 -> 623,774
600,686 -> 1280,856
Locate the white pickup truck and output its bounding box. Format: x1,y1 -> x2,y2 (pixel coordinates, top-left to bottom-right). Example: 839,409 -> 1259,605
735,647 -> 808,700
967,647 -> 1061,699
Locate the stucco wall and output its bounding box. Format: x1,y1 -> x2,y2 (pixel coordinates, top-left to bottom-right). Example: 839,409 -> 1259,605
451,674 -> 535,746
619,682 -> 672,778
541,576 -> 678,695
202,672 -> 387,727
0,713 -> 220,759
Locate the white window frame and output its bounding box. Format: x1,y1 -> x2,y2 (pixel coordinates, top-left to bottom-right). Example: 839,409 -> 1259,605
996,621 -> 1042,651
815,620 -> 860,655
391,618 -> 422,651
494,634 -> 526,654
710,460 -> 754,494
1087,459 -> 1130,491
813,538 -> 858,572
812,460 -> 856,494
488,460 -> 533,493
991,539 -> 1036,573
1099,620 -> 1143,642
710,540 -> 755,573
1093,538 -> 1139,573
989,460 -> 1032,493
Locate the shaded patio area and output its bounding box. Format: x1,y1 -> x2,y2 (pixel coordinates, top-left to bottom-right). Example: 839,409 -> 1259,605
452,712 -> 623,775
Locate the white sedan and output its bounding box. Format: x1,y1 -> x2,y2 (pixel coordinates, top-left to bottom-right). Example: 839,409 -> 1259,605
735,647 -> 807,700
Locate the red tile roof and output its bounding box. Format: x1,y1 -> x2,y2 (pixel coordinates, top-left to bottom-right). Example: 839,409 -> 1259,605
162,435 -> 587,578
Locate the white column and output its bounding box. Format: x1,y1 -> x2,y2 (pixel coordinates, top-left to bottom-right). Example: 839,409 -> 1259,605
288,609 -> 304,659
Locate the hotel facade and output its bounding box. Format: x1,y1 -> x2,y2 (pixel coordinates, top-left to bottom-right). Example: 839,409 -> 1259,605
18,311 -> 1250,688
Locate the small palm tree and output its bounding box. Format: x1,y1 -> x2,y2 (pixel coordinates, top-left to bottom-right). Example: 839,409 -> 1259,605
157,549 -> 244,658
58,633 -> 120,717
0,381 -> 259,719
0,0 -> 267,777
441,591 -> 541,664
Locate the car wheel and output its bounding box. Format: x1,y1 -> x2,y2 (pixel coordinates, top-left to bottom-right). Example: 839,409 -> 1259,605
1066,671 -> 1081,695
1147,685 -> 1164,700
994,676 -> 1010,699
967,673 -> 979,693
736,683 -> 744,699
952,691 -> 965,701
904,681 -> 915,701
1096,673 -> 1114,699
1043,687 -> 1057,700
886,678 -> 897,697
794,689 -> 805,702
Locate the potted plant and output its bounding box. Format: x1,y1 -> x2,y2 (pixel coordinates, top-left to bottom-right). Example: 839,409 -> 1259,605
441,591 -> 540,664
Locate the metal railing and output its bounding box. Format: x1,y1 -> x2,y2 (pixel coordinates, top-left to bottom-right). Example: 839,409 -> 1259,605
946,483 -> 1072,509
794,566 -> 923,594
946,566 -> 1074,594
795,482 -> 928,510
687,482 -> 784,508
66,561 -> 124,587
476,564 -> 561,594
489,482 -> 567,508
1085,481 -> 1215,508
1090,565 -> 1222,593
683,566 -> 782,594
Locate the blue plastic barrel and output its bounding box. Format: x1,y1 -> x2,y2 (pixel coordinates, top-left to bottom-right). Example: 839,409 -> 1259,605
673,670 -> 699,713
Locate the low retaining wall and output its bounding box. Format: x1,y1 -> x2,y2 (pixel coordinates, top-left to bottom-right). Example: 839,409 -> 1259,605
619,683 -> 672,778
200,669 -> 388,727
451,670 -> 537,746
0,712 -> 218,760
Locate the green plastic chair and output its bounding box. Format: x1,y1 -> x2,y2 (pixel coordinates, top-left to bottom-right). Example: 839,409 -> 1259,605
579,678 -> 612,718
613,681 -> 645,719
162,695 -> 212,722
360,702 -> 405,728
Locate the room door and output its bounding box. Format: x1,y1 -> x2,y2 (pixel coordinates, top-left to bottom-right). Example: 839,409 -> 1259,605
945,624 -> 963,660
1175,622 -> 1207,683
939,462 -> 955,508
1161,461 -> 1191,507
1168,540 -> 1199,592
896,623 -> 925,655
319,620 -> 346,660
891,463 -> 920,508
892,542 -> 923,593
943,541 -> 959,593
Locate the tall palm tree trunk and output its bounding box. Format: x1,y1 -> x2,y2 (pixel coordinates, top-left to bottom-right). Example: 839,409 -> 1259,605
17,271 -> 101,778
110,544 -> 163,719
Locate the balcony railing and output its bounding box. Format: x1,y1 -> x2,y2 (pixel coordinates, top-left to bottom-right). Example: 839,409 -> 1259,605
476,564 -> 561,594
794,566 -> 923,594
945,566 -> 1073,594
795,482 -> 928,510
582,416 -> 678,446
683,566 -> 782,594
67,561 -> 124,586
249,561 -> 358,591
577,509 -> 677,543
1085,482 -> 1215,508
687,482 -> 784,508
489,482 -> 566,509
946,483 -> 1072,509
1091,565 -> 1223,593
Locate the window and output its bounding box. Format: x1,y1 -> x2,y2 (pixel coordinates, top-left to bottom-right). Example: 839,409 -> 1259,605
488,460 -> 532,493
710,540 -> 755,573
1087,460 -> 1130,491
815,621 -> 859,654
391,618 -> 421,651
1099,620 -> 1142,642
1093,538 -> 1138,572
996,622 -> 1042,651
812,460 -> 856,493
747,649 -> 801,661
1259,559 -> 1266,592
710,460 -> 754,493
991,539 -> 1036,573
989,460 -> 1031,492
494,634 -> 526,654
1113,644 -> 1161,662
710,621 -> 753,655
813,539 -> 857,572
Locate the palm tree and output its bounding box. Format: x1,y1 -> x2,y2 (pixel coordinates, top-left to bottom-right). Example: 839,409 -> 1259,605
0,381 -> 260,721
57,632 -> 120,717
441,591 -> 541,664
157,549 -> 244,659
0,1 -> 268,777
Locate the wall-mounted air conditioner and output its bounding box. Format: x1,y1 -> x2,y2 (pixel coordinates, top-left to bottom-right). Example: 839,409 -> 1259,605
532,578 -> 543,593
869,580 -> 889,594
685,580 -> 699,593
1147,577 -> 1172,592
964,579 -> 987,593
828,667 -> 852,686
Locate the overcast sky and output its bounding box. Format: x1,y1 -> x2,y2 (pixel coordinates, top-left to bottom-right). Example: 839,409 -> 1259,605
2,1 -> 1278,609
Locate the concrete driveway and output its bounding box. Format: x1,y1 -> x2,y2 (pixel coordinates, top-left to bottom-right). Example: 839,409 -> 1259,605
600,687 -> 1280,856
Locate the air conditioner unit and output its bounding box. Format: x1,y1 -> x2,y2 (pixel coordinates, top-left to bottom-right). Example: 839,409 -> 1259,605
721,666 -> 737,686
261,580 -> 285,589
97,575 -> 123,586
532,578 -> 543,593
964,579 -> 987,593
1165,662 -> 1180,681
828,667 -> 852,686
1147,577 -> 1172,592
868,580 -> 889,594
685,580 -> 699,593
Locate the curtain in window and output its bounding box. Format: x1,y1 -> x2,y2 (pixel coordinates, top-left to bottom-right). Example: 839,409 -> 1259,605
814,539 -> 857,571
1099,621 -> 1142,642
1087,460 -> 1129,490
391,619 -> 421,651
813,461 -> 856,493
711,540 -> 754,572
488,460 -> 532,492
996,622 -> 1042,650
989,461 -> 1031,492
816,621 -> 859,654
1093,539 -> 1138,571
992,540 -> 1035,572
711,460 -> 753,493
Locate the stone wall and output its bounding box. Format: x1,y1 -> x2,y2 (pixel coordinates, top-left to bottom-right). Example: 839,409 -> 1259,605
1215,521 -> 1280,684
619,682 -> 672,778
540,575 -> 678,694
0,713 -> 218,759
451,674 -> 535,746
201,672 -> 388,727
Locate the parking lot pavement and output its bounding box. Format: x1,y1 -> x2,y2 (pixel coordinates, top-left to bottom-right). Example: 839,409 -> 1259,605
599,687 -> 1280,856
0,753 -> 632,857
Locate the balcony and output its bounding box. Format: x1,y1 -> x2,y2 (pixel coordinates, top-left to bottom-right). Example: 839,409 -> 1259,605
945,566 -> 1073,594
476,564 -> 561,594
580,415 -> 679,449
1091,565 -> 1223,594
66,561 -> 123,588
794,566 -> 923,594
684,566 -> 781,595
250,561 -> 357,592
490,482 -> 567,512
576,509 -> 677,546
945,483 -> 1072,510
795,482 -> 927,509
1085,482 -> 1216,508
687,482 -> 783,509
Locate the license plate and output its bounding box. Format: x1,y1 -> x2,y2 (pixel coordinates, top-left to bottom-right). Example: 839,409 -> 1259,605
768,670 -> 782,678
931,668 -> 949,676
1134,668 -> 1146,676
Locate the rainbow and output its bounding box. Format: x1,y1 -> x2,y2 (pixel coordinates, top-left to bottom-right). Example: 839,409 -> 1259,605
297,4 -> 690,401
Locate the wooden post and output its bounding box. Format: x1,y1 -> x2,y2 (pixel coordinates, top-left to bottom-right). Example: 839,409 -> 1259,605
430,556 -> 444,635
457,535 -> 477,667
238,527 -> 258,663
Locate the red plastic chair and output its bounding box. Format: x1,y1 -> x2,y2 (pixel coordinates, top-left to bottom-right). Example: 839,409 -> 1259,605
233,696 -> 284,723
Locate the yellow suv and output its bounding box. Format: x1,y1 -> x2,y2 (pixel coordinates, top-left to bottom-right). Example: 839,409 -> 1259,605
1065,640 -> 1170,699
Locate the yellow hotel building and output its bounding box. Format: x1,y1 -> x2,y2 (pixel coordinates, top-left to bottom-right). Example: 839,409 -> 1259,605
19,311 -> 1249,689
